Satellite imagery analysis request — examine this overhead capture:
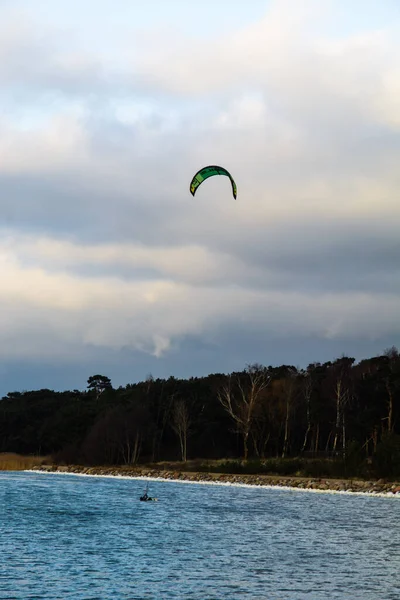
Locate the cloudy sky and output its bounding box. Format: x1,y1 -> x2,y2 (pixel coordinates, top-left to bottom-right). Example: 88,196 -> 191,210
1,0 -> 399,395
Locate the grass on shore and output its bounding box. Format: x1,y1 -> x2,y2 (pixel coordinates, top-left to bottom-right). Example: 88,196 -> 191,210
0,453 -> 49,471
142,458 -> 375,479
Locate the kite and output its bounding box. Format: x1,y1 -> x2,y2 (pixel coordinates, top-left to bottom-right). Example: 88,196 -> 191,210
189,165 -> 237,199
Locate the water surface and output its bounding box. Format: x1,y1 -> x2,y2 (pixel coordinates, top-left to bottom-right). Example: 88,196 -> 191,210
0,472 -> 399,599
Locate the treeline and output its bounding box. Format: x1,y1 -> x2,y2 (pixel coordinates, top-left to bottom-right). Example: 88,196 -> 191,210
1,348 -> 400,478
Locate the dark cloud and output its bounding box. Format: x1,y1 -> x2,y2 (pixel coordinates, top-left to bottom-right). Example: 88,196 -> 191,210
1,331 -> 398,397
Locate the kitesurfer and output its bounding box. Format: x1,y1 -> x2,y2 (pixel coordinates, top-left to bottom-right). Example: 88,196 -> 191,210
140,483 -> 152,501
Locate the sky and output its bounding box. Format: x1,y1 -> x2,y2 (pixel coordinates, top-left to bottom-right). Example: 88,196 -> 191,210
1,0 -> 400,395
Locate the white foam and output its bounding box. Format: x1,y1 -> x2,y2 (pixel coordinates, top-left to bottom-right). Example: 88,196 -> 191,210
25,469 -> 400,499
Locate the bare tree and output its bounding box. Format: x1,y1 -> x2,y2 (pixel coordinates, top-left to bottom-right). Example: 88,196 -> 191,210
384,347 -> 399,433
150,380 -> 174,462
281,369 -> 298,458
171,399 -> 191,462
118,407 -> 144,465
250,401 -> 271,458
330,358 -> 354,458
300,372 -> 313,454
218,364 -> 270,460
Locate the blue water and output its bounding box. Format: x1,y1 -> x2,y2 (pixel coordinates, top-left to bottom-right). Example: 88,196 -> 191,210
0,472 -> 399,599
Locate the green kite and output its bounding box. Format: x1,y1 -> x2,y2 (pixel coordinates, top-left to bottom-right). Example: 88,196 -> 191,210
189,165 -> 237,199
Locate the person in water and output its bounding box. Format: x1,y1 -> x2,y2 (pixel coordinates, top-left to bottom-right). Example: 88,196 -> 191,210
140,488 -> 152,501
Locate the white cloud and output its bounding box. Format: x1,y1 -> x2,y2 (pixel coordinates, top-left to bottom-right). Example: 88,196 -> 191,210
0,115 -> 89,174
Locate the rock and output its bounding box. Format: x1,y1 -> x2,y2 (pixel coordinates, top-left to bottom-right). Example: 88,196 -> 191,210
29,464 -> 400,497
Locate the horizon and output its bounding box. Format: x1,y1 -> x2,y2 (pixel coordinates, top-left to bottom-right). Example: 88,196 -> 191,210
2,345 -> 396,396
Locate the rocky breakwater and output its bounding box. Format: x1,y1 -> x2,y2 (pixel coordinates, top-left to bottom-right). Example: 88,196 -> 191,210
32,465 -> 400,495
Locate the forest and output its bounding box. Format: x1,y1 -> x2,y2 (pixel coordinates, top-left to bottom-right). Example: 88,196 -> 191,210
1,348 -> 399,478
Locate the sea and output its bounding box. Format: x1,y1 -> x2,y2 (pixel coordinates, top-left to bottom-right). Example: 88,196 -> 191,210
0,471 -> 399,599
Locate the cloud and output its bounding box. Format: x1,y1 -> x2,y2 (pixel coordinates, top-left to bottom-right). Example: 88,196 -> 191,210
0,0 -> 399,392
0,8 -> 136,101
0,231 -> 398,369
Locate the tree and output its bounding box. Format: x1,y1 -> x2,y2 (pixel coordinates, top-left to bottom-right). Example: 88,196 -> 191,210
117,402 -> 150,465
250,396 -> 272,459
281,367 -> 298,458
217,364 -> 270,460
82,399 -> 150,466
300,369 -> 313,454
82,410 -> 119,464
171,398 -> 191,462
383,347 -> 400,434
327,357 -> 354,457
87,375 -> 112,399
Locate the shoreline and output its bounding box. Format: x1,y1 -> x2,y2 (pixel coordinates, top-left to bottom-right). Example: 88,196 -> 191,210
30,465 -> 400,496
